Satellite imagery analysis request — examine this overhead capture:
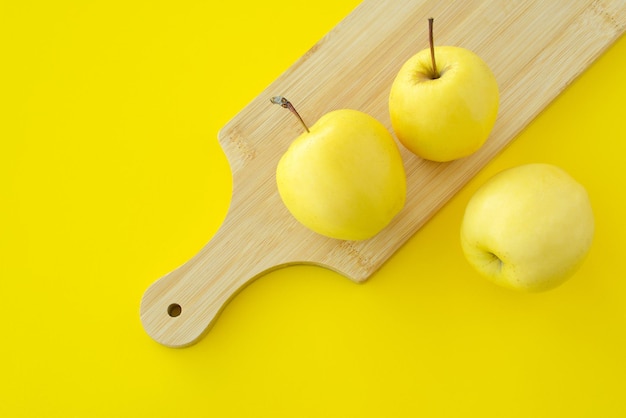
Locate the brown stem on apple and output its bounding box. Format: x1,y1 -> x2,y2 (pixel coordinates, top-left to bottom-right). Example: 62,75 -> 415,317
428,17 -> 440,79
271,96 -> 310,133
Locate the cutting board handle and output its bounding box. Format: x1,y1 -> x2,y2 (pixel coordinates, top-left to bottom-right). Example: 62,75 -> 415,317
139,211 -> 277,347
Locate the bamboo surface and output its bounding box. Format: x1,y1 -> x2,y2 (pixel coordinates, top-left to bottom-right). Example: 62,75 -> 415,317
140,0 -> 626,347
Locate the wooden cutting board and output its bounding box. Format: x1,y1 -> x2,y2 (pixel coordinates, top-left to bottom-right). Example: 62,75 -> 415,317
140,0 -> 626,347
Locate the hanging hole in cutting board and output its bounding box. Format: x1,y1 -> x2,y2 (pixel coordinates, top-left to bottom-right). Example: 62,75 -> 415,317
167,303 -> 182,318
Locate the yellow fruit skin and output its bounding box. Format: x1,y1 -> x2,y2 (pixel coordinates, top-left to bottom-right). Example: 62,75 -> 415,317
276,109 -> 406,241
461,164 -> 595,292
389,46 -> 499,162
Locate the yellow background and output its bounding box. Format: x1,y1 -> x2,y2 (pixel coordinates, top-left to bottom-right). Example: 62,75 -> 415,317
2,1 -> 625,417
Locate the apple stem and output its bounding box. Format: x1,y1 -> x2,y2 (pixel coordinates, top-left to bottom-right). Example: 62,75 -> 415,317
271,96 -> 310,133
428,17 -> 440,79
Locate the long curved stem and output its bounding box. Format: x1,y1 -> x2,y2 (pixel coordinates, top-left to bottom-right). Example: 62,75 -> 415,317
271,96 -> 310,133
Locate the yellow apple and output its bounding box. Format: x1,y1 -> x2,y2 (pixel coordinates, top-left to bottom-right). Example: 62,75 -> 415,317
460,163 -> 594,292
388,19 -> 499,162
273,98 -> 406,241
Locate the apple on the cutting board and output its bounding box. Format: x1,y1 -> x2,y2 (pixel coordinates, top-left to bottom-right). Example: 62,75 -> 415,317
272,96 -> 406,241
389,18 -> 499,162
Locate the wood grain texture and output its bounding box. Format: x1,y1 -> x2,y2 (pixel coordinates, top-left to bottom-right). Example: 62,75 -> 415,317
140,0 -> 626,347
